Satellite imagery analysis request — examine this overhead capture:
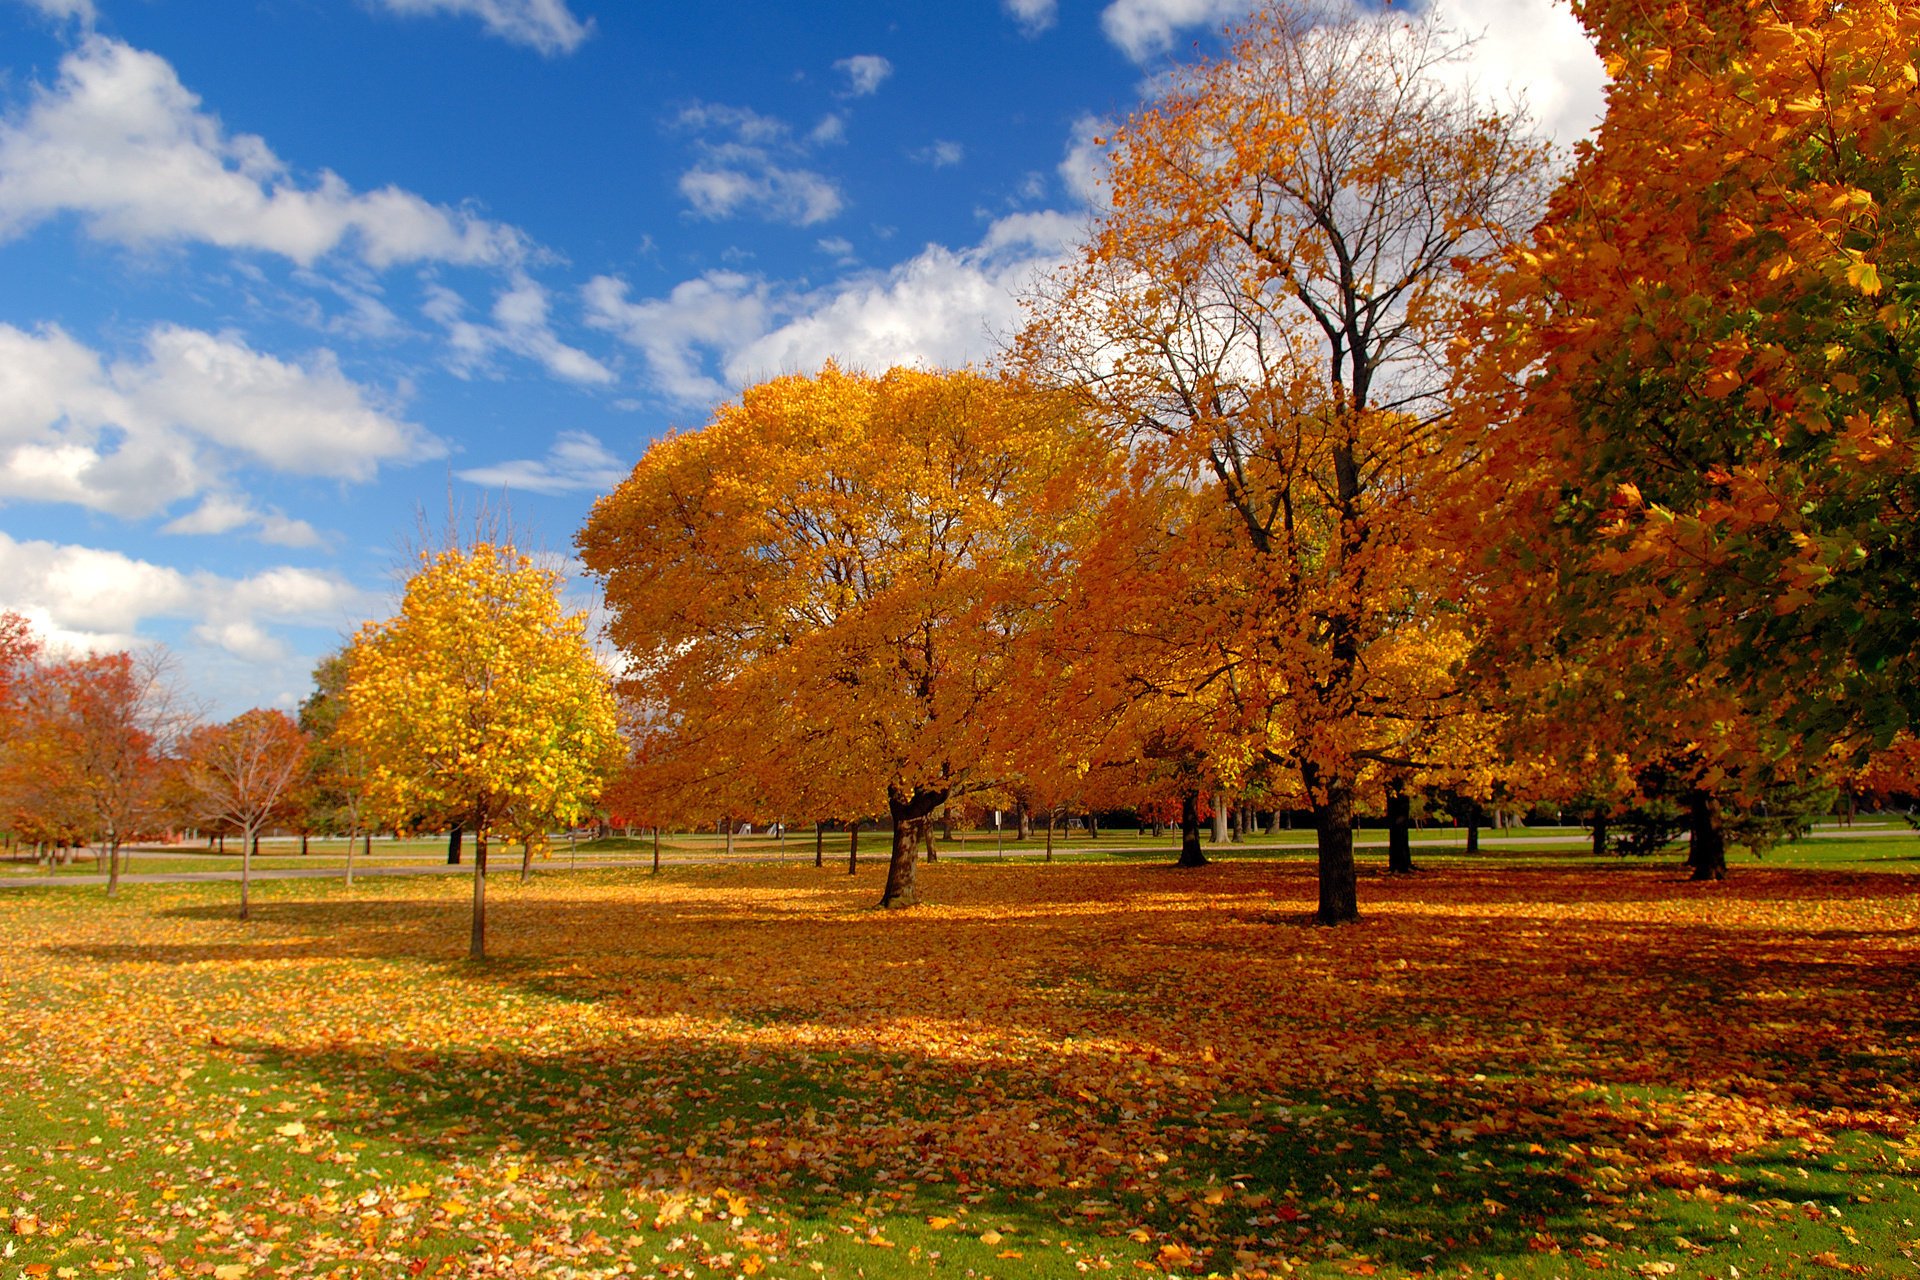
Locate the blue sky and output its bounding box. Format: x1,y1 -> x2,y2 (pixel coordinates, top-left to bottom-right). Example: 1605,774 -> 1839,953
0,0 -> 1603,717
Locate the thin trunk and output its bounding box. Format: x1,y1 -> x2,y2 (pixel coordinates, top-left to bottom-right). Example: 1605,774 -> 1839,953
471,828 -> 489,960
1211,792 -> 1228,844
1177,789 -> 1207,867
520,837 -> 533,884
1045,809 -> 1054,862
1086,811 -> 1098,841
1465,805 -> 1481,854
1591,813 -> 1609,857
252,833 -> 260,859
814,821 -> 824,869
724,818 -> 734,857
217,832 -> 225,855
239,822 -> 254,921
345,825 -> 356,887
653,825 -> 662,875
1315,777 -> 1359,925
1687,791 -> 1728,881
362,831 -> 371,860
448,822 -> 463,866
106,835 -> 122,898
880,786 -> 946,909
1387,788 -> 1415,875
848,822 -> 858,875
300,832 -> 309,856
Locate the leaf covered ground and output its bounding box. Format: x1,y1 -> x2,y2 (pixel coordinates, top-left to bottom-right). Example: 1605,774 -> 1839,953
2,858 -> 1917,1279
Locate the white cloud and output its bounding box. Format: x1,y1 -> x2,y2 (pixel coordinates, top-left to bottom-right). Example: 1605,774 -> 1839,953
18,0 -> 95,23
1095,0 -> 1604,145
672,100 -> 846,227
834,55 -> 894,97
583,271 -> 773,405
0,531 -> 369,657
0,36 -> 529,268
586,212 -> 1080,406
1058,114 -> 1114,209
425,275 -> 614,384
456,430 -> 629,495
160,494 -> 324,548
1004,0 -> 1058,35
0,321 -> 438,518
911,140 -> 966,169
370,0 -> 593,55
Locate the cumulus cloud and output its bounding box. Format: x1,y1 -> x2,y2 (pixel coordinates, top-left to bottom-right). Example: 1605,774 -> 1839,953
1096,0 -> 1604,144
0,36 -> 528,268
671,100 -> 846,227
18,0 -> 95,23
0,321 -> 438,518
456,430 -> 629,495
425,275 -> 614,384
586,212 -> 1079,406
833,55 -> 894,97
370,0 -> 593,55
0,530 -> 370,663
1004,0 -> 1059,36
911,140 -> 966,169
1058,114 -> 1115,209
159,494 -> 324,548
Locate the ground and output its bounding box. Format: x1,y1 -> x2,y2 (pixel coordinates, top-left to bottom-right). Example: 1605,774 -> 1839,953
1,844 -> 1916,1279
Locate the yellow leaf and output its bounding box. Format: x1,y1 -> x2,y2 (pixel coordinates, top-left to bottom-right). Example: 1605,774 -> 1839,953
213,1267 -> 248,1280
927,1215 -> 956,1230
980,1229 -> 1003,1245
274,1121 -> 306,1138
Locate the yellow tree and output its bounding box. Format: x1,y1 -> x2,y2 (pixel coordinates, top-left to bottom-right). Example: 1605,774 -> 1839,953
578,365 -> 1107,908
342,542 -> 621,958
1023,0 -> 1544,922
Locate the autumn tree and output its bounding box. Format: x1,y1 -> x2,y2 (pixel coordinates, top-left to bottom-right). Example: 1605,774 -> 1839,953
1023,1 -> 1544,922
1456,0 -> 1920,868
579,365 -> 1107,908
341,541 -> 621,957
182,709 -> 309,919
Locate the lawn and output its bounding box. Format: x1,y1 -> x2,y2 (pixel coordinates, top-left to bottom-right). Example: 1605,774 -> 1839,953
2,855 -> 1916,1279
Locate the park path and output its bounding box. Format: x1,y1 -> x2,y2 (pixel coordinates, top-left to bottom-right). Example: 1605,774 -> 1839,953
0,825 -> 1910,889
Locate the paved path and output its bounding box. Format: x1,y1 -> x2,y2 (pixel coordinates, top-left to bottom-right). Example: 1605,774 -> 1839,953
1,825 -> 1911,888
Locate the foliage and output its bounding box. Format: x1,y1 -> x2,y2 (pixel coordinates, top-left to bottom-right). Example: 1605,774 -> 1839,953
1463,0 -> 1920,754
579,364 -> 1107,908
182,708 -> 310,919
1,860 -> 1917,1278
341,541 -> 621,955
1022,0 -> 1544,921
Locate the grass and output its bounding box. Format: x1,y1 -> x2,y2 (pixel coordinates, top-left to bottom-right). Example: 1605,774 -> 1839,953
2,851 -> 1917,1277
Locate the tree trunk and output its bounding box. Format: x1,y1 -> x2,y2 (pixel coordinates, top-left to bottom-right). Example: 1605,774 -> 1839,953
1591,812 -> 1608,857
239,822 -> 254,921
724,818 -> 734,857
880,785 -> 947,909
1045,809 -> 1054,862
653,825 -> 662,874
471,828 -> 489,960
1686,790 -> 1728,881
923,823 -> 938,862
345,825 -> 356,887
1314,776 -> 1359,925
1086,811 -> 1098,840
1386,787 -> 1415,874
448,822 -> 463,866
362,831 -> 371,860
1017,803 -> 1031,841
1465,805 -> 1481,854
848,822 -> 858,875
520,837 -> 533,884
1211,792 -> 1228,844
1177,789 -> 1207,866
300,832 -> 309,856
942,807 -> 954,841
106,836 -> 122,899
217,832 -> 225,855
1231,801 -> 1245,844
814,821 -> 823,869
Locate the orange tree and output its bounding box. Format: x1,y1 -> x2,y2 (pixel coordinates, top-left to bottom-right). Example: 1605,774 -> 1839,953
182,709 -> 310,920
341,542 -> 621,957
578,364 -> 1107,908
1021,1 -> 1544,922
1460,0 -> 1920,809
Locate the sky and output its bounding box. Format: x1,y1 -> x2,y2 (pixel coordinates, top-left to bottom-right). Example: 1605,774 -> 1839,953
0,0 -> 1605,718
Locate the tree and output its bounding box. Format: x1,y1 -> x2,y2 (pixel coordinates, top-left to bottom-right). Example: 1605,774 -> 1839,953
183,709 -> 309,920
579,365 -> 1106,908
1022,0 -> 1544,922
1460,0 -> 1920,781
297,649 -> 374,885
341,541 -> 621,958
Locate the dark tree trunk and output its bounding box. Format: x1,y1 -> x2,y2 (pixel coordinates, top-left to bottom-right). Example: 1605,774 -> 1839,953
448,822 -> 463,865
300,832 -> 309,856
1177,789 -> 1207,866
1045,810 -> 1054,862
880,785 -> 948,908
653,825 -> 662,874
814,821 -> 823,868
362,831 -> 371,859
923,823 -> 938,862
1017,803 -> 1031,841
1465,805 -> 1481,854
471,829 -> 489,960
217,832 -> 225,855
1387,787 -> 1415,874
1085,811 -> 1097,840
1314,774 -> 1359,925
1590,813 -> 1608,857
847,822 -> 858,875
1687,791 -> 1728,881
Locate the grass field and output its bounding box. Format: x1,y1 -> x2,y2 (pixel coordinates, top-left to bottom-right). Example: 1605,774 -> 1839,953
2,852 -> 1916,1279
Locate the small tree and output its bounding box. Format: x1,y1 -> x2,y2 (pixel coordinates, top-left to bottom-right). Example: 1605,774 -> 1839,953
183,709 -> 310,920
341,541 -> 621,959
